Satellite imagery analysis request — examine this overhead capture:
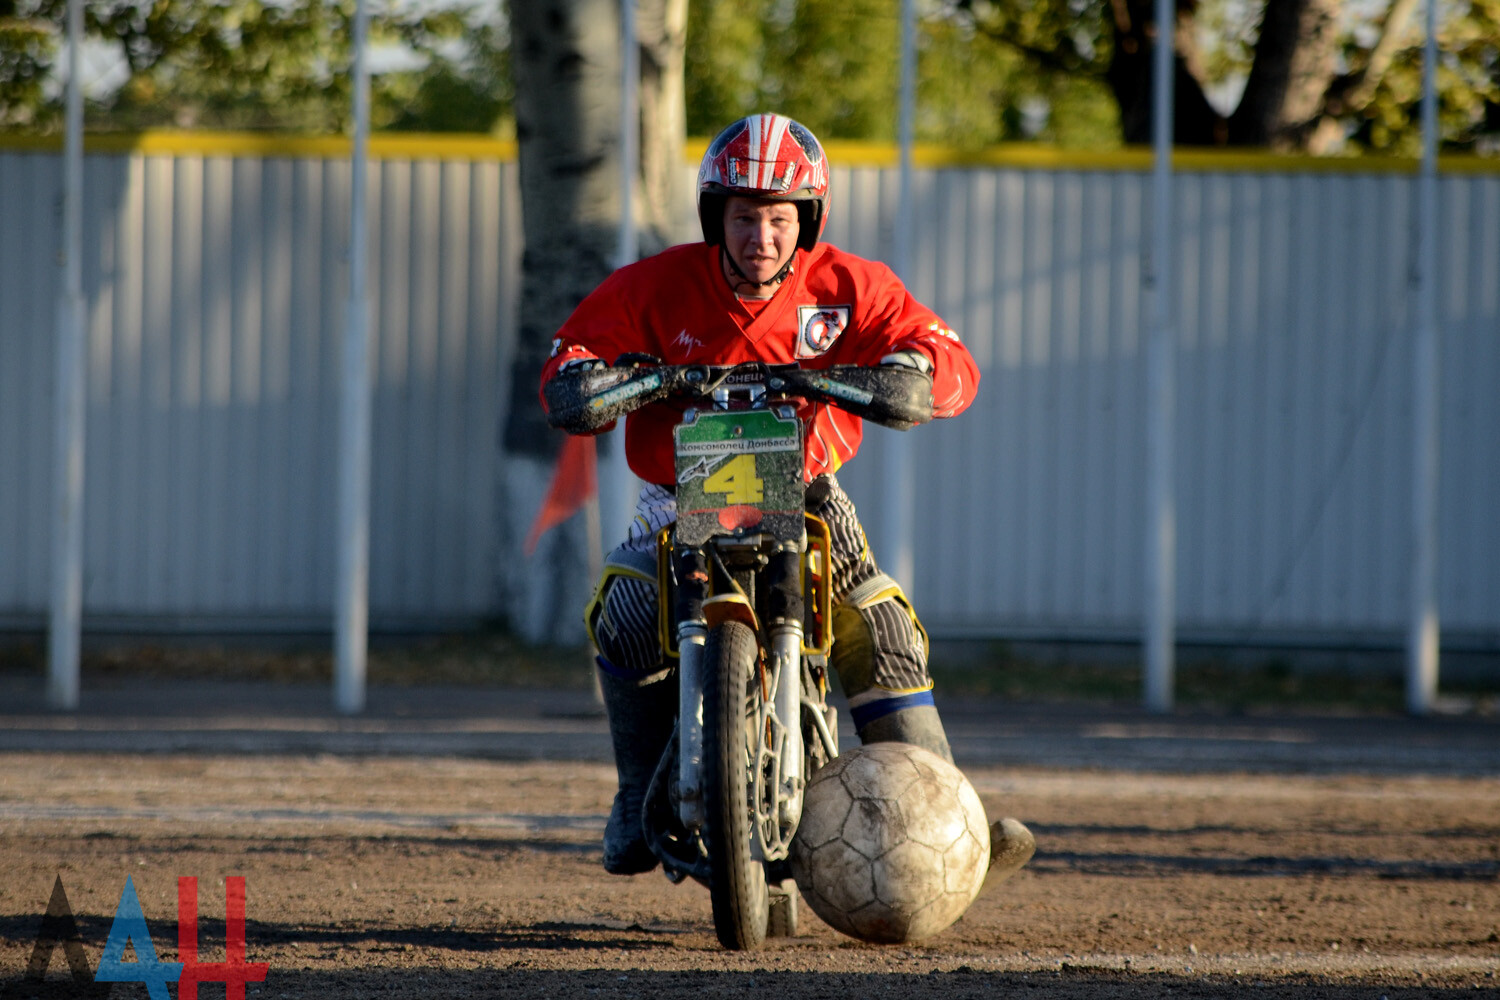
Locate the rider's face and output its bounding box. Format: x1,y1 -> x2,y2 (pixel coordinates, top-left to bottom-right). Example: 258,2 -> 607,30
722,197 -> 800,287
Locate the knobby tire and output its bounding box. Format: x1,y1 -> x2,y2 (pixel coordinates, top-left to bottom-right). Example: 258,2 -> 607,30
703,620 -> 769,950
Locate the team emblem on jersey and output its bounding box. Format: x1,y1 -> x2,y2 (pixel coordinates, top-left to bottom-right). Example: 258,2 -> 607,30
796,305 -> 850,359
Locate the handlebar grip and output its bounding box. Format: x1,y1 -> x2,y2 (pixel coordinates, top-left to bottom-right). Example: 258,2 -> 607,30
543,365 -> 676,433
786,366 -> 934,430
544,362 -> 933,433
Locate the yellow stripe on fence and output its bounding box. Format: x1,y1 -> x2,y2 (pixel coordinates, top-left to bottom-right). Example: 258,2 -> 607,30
0,130 -> 519,160
3,130 -> 1497,174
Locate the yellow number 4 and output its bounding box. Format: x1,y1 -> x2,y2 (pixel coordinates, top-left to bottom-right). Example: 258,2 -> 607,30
703,454 -> 764,504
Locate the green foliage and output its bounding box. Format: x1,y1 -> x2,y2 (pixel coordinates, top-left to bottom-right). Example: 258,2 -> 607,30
1353,0 -> 1500,154
919,6 -> 1119,147
1192,0 -> 1260,97
685,0 -> 774,136
687,0 -> 902,140
378,15 -> 511,133
769,1 -> 901,141
101,0 -> 356,131
685,0 -> 1118,145
685,0 -> 1500,153
0,0 -> 510,134
7,0 -> 1497,152
0,7 -> 49,127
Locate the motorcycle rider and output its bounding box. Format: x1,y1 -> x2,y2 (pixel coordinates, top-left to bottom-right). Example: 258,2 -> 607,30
540,113 -> 1034,883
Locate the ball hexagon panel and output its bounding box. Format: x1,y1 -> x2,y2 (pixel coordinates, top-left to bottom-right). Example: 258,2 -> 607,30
942,827 -> 989,897
805,838 -> 877,916
836,743 -> 921,801
794,767 -> 853,850
896,777 -> 968,852
846,898 -> 910,944
871,839 -> 943,908
841,796 -> 907,859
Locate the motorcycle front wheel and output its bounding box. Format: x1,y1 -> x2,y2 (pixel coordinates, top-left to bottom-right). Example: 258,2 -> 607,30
702,619 -> 769,950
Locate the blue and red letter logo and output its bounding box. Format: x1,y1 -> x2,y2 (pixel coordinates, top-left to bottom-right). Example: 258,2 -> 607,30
9,875 -> 269,998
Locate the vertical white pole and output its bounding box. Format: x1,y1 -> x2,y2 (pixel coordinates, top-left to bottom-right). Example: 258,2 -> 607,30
883,0 -> 917,593
335,0 -> 372,715
1143,0 -> 1177,713
605,0 -> 642,545
1407,0 -> 1441,716
47,0 -> 86,711
618,0 -> 639,271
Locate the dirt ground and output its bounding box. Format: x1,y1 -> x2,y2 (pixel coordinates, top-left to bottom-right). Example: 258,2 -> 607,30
2,752 -> 1497,999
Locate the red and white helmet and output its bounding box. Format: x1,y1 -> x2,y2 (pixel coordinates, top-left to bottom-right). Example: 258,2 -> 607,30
697,113 -> 829,251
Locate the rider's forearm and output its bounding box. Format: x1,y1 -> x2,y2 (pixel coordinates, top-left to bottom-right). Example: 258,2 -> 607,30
893,324 -> 979,419
542,361 -> 679,435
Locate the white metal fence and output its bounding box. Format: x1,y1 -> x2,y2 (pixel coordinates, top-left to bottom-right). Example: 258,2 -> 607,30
1,145 -> 522,630
834,165 -> 1499,646
1,140 -> 1496,647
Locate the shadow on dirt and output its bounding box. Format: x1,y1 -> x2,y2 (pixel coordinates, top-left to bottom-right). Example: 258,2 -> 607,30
4,967 -> 1477,999
1030,850 -> 1500,880
0,914 -> 683,959
4,914 -> 1489,998
245,919 -> 684,953
1031,821 -> 1500,839
21,831 -> 599,860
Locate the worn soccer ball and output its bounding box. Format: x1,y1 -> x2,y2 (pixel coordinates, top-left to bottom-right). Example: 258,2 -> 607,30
790,742 -> 990,944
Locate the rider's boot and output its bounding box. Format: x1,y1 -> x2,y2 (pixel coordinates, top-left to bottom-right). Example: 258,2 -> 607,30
982,816 -> 1036,891
856,700 -> 1035,889
597,663 -> 677,875
832,591 -> 958,767
828,559 -> 1036,889
855,701 -> 954,763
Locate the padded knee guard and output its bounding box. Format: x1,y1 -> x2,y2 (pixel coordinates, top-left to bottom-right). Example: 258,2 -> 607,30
830,573 -> 953,763
585,548 -> 666,684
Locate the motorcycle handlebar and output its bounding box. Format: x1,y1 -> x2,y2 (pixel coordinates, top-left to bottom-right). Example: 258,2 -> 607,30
543,361 -> 934,434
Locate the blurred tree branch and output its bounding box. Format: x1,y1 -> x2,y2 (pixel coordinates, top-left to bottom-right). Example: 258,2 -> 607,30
0,0 -> 511,133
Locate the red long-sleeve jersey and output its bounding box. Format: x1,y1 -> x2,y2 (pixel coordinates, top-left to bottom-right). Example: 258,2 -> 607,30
539,241 -> 979,486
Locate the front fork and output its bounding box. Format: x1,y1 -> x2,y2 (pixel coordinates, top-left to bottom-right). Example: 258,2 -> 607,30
768,623 -> 804,832
676,623 -> 708,831
764,543 -> 806,851
672,544 -> 806,847
675,549 -> 710,831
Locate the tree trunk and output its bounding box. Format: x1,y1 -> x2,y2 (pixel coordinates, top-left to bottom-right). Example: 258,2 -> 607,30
638,0 -> 695,252
502,0 -> 622,643
1229,0 -> 1343,148
504,0 -> 691,452
505,0 -> 623,457
1106,0 -> 1226,145
502,0 -> 689,641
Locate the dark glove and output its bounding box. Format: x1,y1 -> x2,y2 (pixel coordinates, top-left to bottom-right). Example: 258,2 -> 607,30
543,361 -> 674,433
879,349 -> 933,375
